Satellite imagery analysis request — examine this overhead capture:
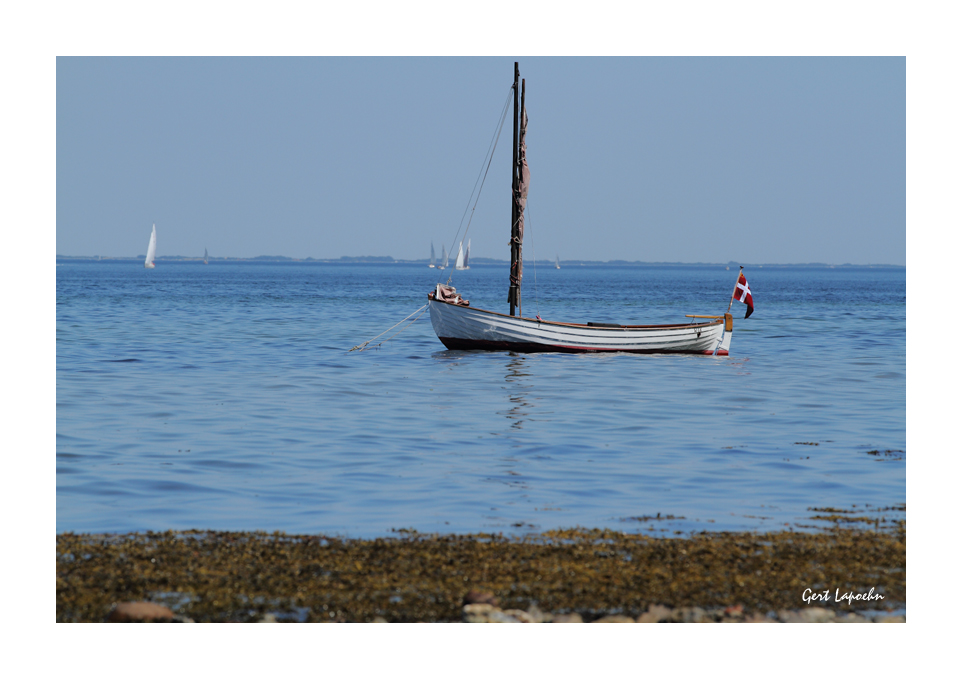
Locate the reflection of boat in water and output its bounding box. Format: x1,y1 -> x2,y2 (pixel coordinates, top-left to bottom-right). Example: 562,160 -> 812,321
144,224 -> 157,269
502,355 -> 533,430
427,63 -> 746,356
429,242 -> 436,268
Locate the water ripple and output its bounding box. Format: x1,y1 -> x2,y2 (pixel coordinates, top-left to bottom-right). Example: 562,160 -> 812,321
57,262 -> 905,537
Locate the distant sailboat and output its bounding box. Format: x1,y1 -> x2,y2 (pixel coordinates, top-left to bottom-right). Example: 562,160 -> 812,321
455,239 -> 470,270
144,224 -> 156,269
429,242 -> 436,268
464,239 -> 471,268
203,247 -> 209,265
555,254 -> 560,269
439,244 -> 448,270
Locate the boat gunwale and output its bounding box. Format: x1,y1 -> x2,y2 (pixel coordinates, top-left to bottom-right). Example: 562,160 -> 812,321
428,295 -> 725,330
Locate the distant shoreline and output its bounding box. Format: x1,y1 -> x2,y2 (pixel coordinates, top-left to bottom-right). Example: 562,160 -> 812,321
56,255 -> 906,269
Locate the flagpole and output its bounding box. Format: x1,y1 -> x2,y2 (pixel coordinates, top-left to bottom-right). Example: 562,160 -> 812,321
726,266 -> 743,314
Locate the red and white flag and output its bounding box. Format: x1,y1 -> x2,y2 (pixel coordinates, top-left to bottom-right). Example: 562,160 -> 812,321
733,272 -> 754,318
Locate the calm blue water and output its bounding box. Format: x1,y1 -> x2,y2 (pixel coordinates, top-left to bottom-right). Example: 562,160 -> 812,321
57,261 -> 905,537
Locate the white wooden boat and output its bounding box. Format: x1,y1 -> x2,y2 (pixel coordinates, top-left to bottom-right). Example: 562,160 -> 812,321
427,63 -> 745,356
144,224 -> 156,269
429,284 -> 732,355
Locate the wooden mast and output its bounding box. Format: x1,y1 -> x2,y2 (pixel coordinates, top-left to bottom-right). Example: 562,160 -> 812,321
508,62 -> 520,316
518,76 -> 525,318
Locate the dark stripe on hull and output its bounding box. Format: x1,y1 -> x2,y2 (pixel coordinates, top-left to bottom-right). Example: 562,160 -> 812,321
438,336 -> 728,355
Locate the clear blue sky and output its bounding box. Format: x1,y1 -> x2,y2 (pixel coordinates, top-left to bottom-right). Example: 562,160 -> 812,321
57,57 -> 905,264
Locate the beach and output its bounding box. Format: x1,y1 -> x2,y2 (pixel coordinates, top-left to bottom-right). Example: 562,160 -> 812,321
58,522 -> 904,623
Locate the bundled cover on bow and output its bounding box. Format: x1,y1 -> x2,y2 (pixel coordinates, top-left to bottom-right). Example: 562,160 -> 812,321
430,284 -> 470,306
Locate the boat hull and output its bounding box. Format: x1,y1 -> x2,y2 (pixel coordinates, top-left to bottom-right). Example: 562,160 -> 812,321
428,298 -> 731,355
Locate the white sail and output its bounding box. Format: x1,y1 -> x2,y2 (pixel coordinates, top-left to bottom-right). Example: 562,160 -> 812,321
455,242 -> 466,269
203,247 -> 209,264
429,242 -> 436,268
144,224 -> 156,268
440,244 -> 448,269
464,239 -> 471,268
555,254 -> 560,269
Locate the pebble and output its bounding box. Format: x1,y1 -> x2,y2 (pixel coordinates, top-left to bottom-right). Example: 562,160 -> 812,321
463,590 -> 499,607
463,603 -> 567,623
462,603 -> 495,622
678,606 -> 710,623
637,604 -> 673,623
778,608 -> 838,623
107,601 -> 175,622
592,615 -> 635,623
799,607 -> 836,623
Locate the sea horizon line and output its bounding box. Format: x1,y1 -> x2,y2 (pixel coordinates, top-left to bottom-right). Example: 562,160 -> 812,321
56,255 -> 906,268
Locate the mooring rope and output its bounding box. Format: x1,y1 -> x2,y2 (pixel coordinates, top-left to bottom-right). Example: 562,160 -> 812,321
348,304 -> 429,352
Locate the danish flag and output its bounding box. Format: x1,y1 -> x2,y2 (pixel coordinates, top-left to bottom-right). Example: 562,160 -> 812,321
733,272 -> 754,318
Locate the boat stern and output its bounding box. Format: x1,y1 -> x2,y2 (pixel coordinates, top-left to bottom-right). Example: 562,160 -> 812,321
709,313 -> 733,356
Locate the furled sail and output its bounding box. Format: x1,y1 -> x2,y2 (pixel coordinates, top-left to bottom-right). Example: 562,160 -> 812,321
508,104 -> 529,308
516,106 -> 530,244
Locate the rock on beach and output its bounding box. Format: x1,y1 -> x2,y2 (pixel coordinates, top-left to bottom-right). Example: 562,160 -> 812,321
107,602 -> 175,622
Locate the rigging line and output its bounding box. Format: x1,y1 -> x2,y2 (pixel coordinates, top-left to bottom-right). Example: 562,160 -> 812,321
452,88 -> 513,249
437,88 -> 512,286
442,87 -> 513,287
348,304 -> 428,352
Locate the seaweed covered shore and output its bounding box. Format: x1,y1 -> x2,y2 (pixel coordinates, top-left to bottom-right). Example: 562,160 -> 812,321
57,520 -> 904,623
